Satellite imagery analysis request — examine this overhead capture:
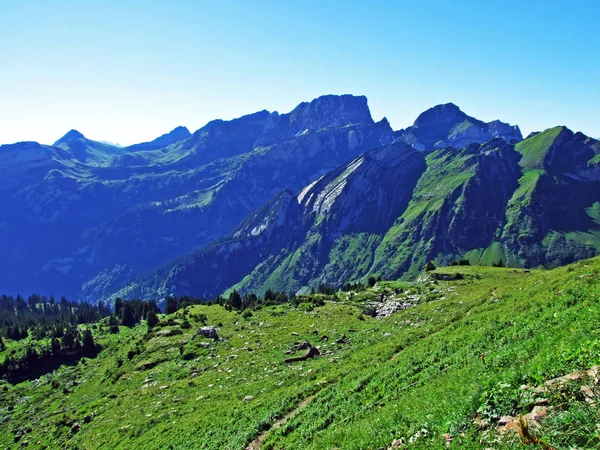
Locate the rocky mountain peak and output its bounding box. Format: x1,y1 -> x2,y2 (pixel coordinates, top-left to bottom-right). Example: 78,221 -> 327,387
166,126 -> 191,139
53,129 -> 85,146
288,94 -> 373,131
395,103 -> 522,150
126,126 -> 192,152
253,95 -> 374,147
412,103 -> 466,129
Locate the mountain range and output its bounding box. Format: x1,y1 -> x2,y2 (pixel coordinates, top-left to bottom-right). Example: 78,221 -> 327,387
2,94 -> 599,302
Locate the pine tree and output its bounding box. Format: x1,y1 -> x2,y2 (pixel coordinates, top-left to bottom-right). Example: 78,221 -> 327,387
228,290 -> 242,309
121,303 -> 136,327
108,314 -> 120,333
165,297 -> 179,315
114,298 -> 123,317
146,310 -> 159,332
82,329 -> 97,355
62,329 -> 76,350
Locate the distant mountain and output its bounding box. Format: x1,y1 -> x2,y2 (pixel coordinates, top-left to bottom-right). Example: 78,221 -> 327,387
0,94 -> 392,299
4,94 -> 595,302
119,126 -> 600,301
255,94 -> 374,145
394,103 -> 522,150
52,129 -> 126,166
126,126 -> 191,152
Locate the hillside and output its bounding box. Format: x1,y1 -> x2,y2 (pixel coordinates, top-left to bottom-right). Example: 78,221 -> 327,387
123,126 -> 600,301
2,258 -> 600,449
0,94 -> 393,300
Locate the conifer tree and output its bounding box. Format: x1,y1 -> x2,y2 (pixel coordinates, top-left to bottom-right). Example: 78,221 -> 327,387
146,310 -> 159,332
228,290 -> 242,309
82,329 -> 97,355
121,303 -> 136,327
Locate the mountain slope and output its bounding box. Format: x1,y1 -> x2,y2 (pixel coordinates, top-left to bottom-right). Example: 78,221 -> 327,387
125,126 -> 191,152
3,259 -> 600,449
52,130 -> 128,166
0,94 -> 392,300
3,95 -> 595,301
122,127 -> 600,300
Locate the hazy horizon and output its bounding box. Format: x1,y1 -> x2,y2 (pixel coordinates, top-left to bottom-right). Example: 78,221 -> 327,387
1,0 -> 599,146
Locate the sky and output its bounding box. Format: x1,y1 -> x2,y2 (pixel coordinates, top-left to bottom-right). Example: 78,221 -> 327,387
0,0 -> 599,146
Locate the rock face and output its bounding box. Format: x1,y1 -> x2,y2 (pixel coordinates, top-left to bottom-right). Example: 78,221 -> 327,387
255,94 -> 375,146
123,127 -> 600,300
0,94 -> 391,299
3,96 -> 600,302
118,142 -> 426,300
394,103 -> 522,150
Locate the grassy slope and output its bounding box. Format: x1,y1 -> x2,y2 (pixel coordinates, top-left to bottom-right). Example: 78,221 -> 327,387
506,127 -> 600,262
501,127 -> 562,239
371,147 -> 478,278
3,258 -> 600,449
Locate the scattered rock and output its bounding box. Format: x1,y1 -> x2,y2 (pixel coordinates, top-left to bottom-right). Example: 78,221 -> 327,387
389,437 -> 404,448
581,385 -> 595,403
498,415 -> 514,426
528,405 -> 547,422
193,326 -> 219,340
335,335 -> 348,344
294,341 -> 311,351
375,301 -> 415,319
244,395 -> 255,402
284,345 -> 320,364
83,415 -> 92,424
545,370 -> 582,387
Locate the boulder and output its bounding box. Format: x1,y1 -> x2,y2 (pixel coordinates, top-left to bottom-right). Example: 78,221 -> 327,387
193,326 -> 219,340
284,346 -> 320,364
498,415 -> 514,426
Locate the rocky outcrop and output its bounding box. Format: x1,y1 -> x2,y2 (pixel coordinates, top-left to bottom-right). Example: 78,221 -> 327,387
193,326 -> 219,340
255,94 -> 374,146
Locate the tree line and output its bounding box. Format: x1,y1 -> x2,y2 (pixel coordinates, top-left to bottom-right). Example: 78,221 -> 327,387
0,293 -> 110,342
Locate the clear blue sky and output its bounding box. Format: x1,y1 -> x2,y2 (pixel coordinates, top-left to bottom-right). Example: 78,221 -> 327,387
0,0 -> 598,146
